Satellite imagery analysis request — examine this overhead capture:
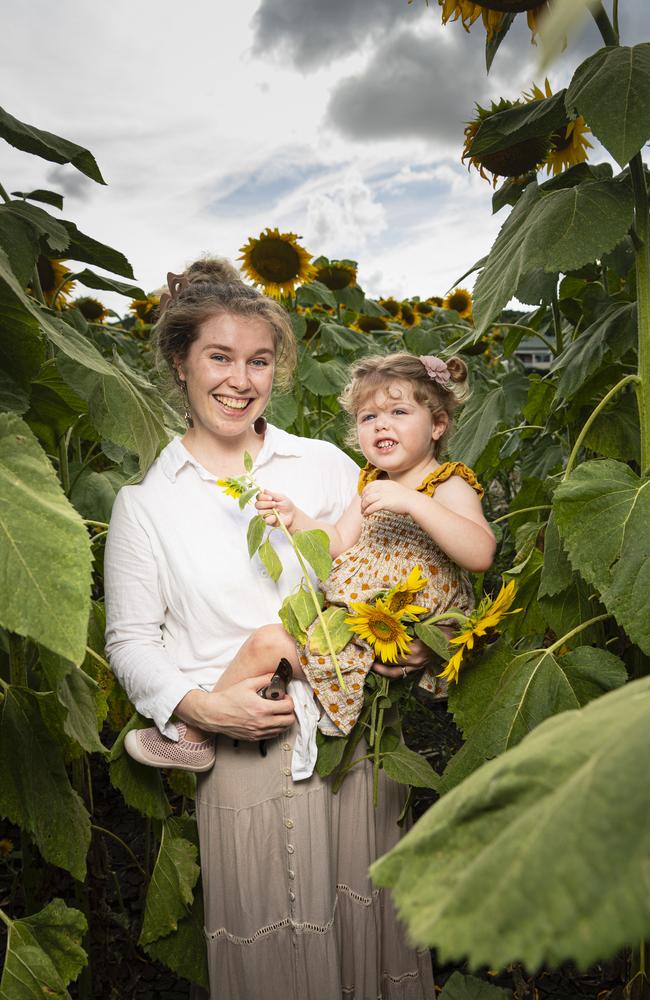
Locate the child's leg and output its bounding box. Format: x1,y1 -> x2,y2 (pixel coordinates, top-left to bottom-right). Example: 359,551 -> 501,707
181,625 -> 303,740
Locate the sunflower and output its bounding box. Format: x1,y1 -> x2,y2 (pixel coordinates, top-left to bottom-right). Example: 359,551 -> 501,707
443,287 -> 473,319
463,97 -> 551,185
72,296 -> 109,323
351,314 -> 390,334
346,598 -> 412,664
433,0 -> 547,41
379,297 -> 402,320
428,296 -> 444,308
35,256 -> 75,308
129,294 -> 160,322
0,838 -> 14,858
524,80 -> 592,175
400,302 -> 420,328
438,580 -> 520,683
415,300 -> 434,316
385,566 -> 429,619
313,256 -> 358,291
217,477 -> 247,499
239,227 -> 316,298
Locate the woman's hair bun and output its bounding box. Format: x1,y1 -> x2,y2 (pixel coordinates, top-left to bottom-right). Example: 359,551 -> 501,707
446,355 -> 468,384
186,256 -> 242,286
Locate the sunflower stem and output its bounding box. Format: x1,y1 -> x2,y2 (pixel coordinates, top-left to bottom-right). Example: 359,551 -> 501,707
0,181 -> 11,204
543,613 -> 611,657
273,512 -> 347,692
629,154 -> 650,476
551,287 -> 564,354
491,504 -> 552,525
612,0 -> 620,37
563,374 -> 640,479
590,2 -> 619,45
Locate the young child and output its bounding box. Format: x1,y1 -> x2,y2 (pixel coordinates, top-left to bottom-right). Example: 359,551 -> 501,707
125,352 -> 495,772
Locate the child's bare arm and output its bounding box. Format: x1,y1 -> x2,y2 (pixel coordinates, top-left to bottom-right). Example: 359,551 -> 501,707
255,492 -> 362,558
360,478 -> 495,572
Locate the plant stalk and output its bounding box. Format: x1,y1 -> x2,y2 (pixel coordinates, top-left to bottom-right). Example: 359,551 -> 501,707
491,505 -> 552,525
0,181 -> 11,204
629,154 -> 650,476
551,288 -> 564,355
543,613 -> 611,657
591,2 -> 619,45
563,374 -> 640,479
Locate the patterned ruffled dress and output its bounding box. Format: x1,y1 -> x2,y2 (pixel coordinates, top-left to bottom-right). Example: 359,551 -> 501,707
299,461 -> 484,734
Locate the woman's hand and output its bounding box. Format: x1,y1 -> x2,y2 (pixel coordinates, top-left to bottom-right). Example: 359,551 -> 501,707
175,677 -> 296,741
255,491 -> 296,529
371,638 -> 431,679
361,481 -> 414,517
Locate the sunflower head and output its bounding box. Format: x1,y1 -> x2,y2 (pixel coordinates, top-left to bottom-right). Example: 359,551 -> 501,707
72,296 -> 109,323
400,302 -> 419,328
379,297 -> 402,320
544,117 -> 593,176
239,227 -> 316,298
428,296 -> 444,308
216,477 -> 247,500
36,257 -> 75,308
385,566 -> 429,618
129,294 -> 160,323
414,300 -> 434,316
438,580 -> 521,683
463,97 -> 552,185
313,256 -> 358,291
0,838 -> 14,858
346,597 -> 412,664
436,0 -> 546,41
443,287 -> 473,319
351,314 -> 390,334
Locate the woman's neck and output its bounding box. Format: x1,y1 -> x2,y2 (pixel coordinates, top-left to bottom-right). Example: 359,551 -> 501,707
181,425 -> 265,477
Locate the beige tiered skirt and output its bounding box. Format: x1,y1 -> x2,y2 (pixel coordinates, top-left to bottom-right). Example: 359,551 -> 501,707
196,726 -> 434,1000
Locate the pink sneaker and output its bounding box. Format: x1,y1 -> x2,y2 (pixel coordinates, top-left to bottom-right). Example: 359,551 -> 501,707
124,723 -> 216,772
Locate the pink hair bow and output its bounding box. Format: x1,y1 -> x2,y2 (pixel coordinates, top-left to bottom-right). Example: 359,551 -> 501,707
419,355 -> 451,387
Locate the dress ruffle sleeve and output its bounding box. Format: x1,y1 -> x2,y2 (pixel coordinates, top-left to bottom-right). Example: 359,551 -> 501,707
357,461 -> 483,499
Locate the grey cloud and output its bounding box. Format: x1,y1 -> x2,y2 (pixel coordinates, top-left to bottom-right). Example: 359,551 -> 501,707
46,165 -> 94,202
251,0 -> 425,70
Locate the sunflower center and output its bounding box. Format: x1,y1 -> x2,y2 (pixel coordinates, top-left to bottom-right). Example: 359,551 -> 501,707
249,239 -> 301,283
316,265 -> 355,290
550,124 -> 572,154
387,592 -> 414,614
369,615 -> 401,640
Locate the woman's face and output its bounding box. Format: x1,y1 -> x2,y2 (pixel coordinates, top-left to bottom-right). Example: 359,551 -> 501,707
177,312 -> 276,440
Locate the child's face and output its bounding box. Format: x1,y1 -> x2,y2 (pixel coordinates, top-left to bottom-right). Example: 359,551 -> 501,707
355,381 -> 447,475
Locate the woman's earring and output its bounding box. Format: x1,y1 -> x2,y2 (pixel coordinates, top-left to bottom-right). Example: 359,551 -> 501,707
179,380 -> 193,428
253,416 -> 267,435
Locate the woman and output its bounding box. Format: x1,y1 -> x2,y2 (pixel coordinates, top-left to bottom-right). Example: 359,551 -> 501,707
104,257 -> 435,999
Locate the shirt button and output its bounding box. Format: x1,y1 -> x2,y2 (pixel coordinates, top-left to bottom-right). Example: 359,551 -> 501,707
287,844 -> 295,854
288,870 -> 295,880
284,789 -> 293,798
282,743 -> 292,752
289,891 -> 296,902
283,767 -> 291,776
284,819 -> 294,829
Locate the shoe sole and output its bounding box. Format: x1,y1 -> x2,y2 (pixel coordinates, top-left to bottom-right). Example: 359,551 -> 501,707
124,729 -> 215,772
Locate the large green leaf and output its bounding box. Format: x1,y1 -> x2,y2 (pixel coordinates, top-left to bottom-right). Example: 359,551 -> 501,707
71,267 -> 144,299
139,820 -> 200,946
0,414 -> 92,662
382,743 -> 439,790
309,606 -> 353,656
473,176 -> 634,334
554,460 -> 650,653
0,105 -> 104,184
0,686 -> 91,878
299,352 -> 348,395
470,90 -> 568,158
0,210 -> 41,285
566,44 -> 650,166
108,716 -> 171,820
441,639 -> 626,791
452,372 -> 528,466
38,648 -> 106,755
550,302 -> 636,400
439,972 -> 511,1000
11,188 -> 64,210
583,390 -> 640,463
60,220 -> 134,278
0,249 -> 45,388
0,371 -> 29,414
0,898 -> 87,1000
371,676 -> 650,970
294,528 -> 332,581
4,201 -> 70,254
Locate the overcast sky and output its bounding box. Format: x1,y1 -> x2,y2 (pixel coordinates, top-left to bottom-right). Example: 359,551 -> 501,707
1,0 -> 647,309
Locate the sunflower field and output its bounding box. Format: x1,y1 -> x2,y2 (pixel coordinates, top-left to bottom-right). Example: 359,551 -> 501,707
1,0 -> 650,997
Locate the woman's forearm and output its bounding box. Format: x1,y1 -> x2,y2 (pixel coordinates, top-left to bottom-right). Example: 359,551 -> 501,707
407,492 -> 496,572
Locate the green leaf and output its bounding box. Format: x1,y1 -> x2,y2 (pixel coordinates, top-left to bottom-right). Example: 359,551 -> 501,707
38,648 -> 106,755
11,188 -> 65,210
551,302 -> 636,400
0,210 -> 41,285
538,514 -> 574,598
265,391 -> 298,429
485,12 -> 515,72
315,729 -> 347,777
439,972 -> 512,1000
382,743 -> 439,790
566,44 -> 650,167
441,641 -> 626,792
470,90 -> 568,159
318,322 -> 369,354
583,390 -> 640,463
309,606 -> 353,656
0,370 -> 29,414
299,353 -> 348,396
243,449 -> 253,472
71,267 -> 145,298
139,821 -> 200,946
294,528 -> 332,581
371,676 -> 650,970
69,467 -> 125,523
0,897 -> 87,1000
246,514 -> 266,557
237,486 -> 258,509
414,621 -> 450,660
0,249 -> 46,386
295,280 -> 336,309
452,373 -> 528,467
0,686 -> 91,878
4,201 -> 70,254
554,460 -> 650,653
473,177 -> 634,334
279,585 -> 321,642
60,220 -> 134,278
108,716 -> 171,820
0,105 -> 105,184
259,539 -> 282,581
0,413 -> 92,662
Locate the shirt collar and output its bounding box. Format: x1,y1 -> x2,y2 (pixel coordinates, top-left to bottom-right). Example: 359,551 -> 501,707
159,425 -> 303,483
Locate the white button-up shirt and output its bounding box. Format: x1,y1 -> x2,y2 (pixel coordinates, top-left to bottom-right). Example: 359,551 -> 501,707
104,426 -> 359,737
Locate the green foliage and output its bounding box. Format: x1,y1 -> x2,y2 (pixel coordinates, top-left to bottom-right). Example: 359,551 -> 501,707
293,528 -> 333,580
308,606 -> 353,655
139,820 -> 200,946
371,677 -> 650,971
0,898 -> 88,1000
108,717 -> 171,820
439,972 -> 512,1000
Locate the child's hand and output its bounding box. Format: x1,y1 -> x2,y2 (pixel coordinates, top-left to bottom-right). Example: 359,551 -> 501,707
361,480 -> 414,517
255,491 -> 296,529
